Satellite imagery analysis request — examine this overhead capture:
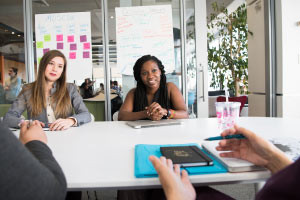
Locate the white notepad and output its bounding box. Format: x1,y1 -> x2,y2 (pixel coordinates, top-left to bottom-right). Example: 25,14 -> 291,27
202,141 -> 265,172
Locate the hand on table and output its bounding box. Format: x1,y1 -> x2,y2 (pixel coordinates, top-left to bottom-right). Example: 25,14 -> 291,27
49,118 -> 75,131
145,102 -> 167,121
19,120 -> 47,144
149,156 -> 196,200
216,125 -> 292,173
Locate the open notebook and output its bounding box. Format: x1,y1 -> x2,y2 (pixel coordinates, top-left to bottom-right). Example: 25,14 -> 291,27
202,141 -> 265,172
126,119 -> 183,129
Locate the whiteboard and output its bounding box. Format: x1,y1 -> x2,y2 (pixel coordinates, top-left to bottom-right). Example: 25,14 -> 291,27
35,12 -> 92,81
116,5 -> 175,75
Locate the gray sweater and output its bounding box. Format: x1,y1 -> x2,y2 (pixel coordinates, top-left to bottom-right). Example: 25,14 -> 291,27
0,123 -> 66,200
3,83 -> 91,128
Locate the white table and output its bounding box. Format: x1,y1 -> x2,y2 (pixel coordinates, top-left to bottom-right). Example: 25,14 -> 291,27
45,117 -> 300,190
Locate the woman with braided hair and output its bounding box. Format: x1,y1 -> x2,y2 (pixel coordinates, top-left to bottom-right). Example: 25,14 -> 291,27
118,55 -> 188,121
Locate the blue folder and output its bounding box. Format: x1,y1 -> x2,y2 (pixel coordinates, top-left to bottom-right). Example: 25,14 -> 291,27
135,143 -> 228,178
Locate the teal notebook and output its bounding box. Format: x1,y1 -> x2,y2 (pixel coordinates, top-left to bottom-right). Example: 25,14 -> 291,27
135,143 -> 227,178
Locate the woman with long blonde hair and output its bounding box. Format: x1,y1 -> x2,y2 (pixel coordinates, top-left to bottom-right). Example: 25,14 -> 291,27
4,50 -> 91,131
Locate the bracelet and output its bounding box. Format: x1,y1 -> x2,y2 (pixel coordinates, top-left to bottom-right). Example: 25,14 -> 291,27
168,109 -> 176,119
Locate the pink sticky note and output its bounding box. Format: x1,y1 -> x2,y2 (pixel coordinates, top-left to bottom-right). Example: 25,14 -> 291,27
70,43 -> 77,50
83,51 -> 90,58
56,34 -> 63,41
43,48 -> 50,54
83,42 -> 90,50
80,35 -> 87,42
69,52 -> 76,59
67,35 -> 74,42
57,43 -> 63,49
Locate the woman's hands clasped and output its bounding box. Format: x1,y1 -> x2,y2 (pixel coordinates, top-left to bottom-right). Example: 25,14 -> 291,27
145,102 -> 168,121
49,118 -> 76,131
19,120 -> 47,144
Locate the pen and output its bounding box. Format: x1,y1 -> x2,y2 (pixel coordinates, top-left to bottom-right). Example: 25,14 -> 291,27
204,134 -> 246,141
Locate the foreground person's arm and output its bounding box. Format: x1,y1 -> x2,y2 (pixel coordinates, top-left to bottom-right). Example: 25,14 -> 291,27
149,156 -> 196,200
0,121 -> 66,200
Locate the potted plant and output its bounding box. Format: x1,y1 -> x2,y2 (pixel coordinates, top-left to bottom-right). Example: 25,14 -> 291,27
207,2 -> 251,96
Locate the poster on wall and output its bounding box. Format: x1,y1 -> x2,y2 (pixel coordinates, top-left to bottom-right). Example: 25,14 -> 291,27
116,5 -> 175,75
35,12 -> 92,81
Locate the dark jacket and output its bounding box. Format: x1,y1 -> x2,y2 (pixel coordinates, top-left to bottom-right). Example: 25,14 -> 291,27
0,123 -> 66,200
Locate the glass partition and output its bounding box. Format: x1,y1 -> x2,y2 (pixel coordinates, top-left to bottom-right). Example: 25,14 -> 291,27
32,0 -> 105,121
32,0 -> 103,92
186,0 -> 197,117
0,0 -> 25,104
108,0 -> 182,106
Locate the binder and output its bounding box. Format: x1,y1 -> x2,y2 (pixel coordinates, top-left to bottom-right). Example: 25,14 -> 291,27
134,143 -> 227,178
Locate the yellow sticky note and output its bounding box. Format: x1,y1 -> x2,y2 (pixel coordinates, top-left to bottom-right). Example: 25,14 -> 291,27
44,34 -> 51,42
36,41 -> 43,48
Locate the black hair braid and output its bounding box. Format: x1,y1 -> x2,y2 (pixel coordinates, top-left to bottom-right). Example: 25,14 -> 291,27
133,55 -> 170,112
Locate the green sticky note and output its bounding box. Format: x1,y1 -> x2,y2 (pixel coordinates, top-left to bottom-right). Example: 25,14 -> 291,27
44,34 -> 51,42
38,57 -> 42,64
36,41 -> 43,48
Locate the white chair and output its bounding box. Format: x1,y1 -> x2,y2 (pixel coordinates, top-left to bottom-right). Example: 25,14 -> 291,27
112,111 -> 119,121
90,113 -> 95,122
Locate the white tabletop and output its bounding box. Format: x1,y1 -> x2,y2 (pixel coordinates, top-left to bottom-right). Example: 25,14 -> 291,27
44,117 -> 300,189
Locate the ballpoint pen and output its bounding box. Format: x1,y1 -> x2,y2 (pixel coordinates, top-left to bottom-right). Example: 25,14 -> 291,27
204,134 -> 246,141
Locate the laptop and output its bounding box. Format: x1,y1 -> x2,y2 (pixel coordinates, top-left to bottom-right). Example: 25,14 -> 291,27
126,119 -> 183,129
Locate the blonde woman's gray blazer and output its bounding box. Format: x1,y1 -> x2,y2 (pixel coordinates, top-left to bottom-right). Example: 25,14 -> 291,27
3,83 -> 91,128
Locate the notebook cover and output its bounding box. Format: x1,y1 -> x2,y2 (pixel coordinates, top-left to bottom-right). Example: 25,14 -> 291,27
134,143 -> 227,178
160,146 -> 213,166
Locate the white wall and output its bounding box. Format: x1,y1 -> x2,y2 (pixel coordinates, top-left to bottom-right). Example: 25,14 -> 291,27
247,0 -> 266,116
247,0 -> 266,94
276,0 -> 300,95
276,0 -> 300,117
248,0 -> 300,117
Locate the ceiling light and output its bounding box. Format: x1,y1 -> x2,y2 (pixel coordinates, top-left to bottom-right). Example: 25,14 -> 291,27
12,32 -> 15,34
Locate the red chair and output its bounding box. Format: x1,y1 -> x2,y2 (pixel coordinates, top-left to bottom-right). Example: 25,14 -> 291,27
216,96 -> 247,115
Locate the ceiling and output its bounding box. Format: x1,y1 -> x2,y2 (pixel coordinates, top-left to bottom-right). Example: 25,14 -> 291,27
0,0 -> 238,63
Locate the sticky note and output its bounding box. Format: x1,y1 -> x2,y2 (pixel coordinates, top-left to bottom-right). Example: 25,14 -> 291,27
83,51 -> 90,58
43,48 -> 50,54
57,43 -> 63,49
70,43 -> 77,50
80,35 -> 87,42
69,52 -> 76,59
68,35 -> 74,42
44,34 -> 51,42
36,41 -> 43,48
83,42 -> 90,50
56,34 -> 63,41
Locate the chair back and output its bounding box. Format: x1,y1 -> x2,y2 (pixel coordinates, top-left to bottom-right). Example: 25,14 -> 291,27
112,111 -> 119,121
216,96 -> 247,114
